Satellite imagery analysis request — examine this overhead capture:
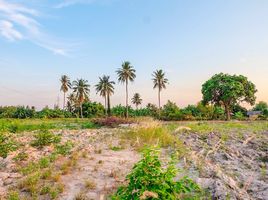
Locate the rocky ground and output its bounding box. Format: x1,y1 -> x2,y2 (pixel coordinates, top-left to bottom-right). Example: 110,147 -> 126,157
0,121 -> 267,200
177,127 -> 268,200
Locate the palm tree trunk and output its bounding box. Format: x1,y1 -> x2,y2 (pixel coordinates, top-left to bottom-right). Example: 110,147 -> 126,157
107,94 -> 111,116
126,80 -> 128,118
158,88 -> 161,116
80,104 -> 83,118
63,92 -> 66,110
104,94 -> 107,116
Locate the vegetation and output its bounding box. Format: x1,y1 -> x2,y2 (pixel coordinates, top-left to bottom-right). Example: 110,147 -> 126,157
112,146 -> 203,200
60,75 -> 72,109
202,73 -> 257,120
72,79 -> 90,118
95,75 -> 115,116
131,93 -> 142,109
152,69 -> 169,112
116,61 -> 136,118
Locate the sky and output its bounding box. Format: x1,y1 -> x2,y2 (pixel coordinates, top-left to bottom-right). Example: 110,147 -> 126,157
0,0 -> 268,109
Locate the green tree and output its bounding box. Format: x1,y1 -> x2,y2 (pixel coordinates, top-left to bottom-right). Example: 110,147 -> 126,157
131,93 -> 142,109
60,75 -> 72,109
152,69 -> 168,113
253,101 -> 268,117
202,73 -> 257,120
95,75 -> 115,116
116,61 -> 136,118
72,79 -> 90,118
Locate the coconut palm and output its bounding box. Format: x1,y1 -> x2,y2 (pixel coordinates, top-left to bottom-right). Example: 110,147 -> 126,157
72,79 -> 90,118
66,93 -> 77,113
132,93 -> 142,109
60,75 -> 71,109
152,69 -> 168,112
116,61 -> 136,118
95,75 -> 115,116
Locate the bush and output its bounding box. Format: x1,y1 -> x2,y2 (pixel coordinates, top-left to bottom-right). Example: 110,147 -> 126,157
0,133 -> 17,158
31,130 -> 61,148
82,102 -> 105,118
112,146 -> 202,200
37,107 -> 72,119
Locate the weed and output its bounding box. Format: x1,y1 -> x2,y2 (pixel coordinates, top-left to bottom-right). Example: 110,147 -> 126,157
85,179 -> 96,189
112,146 -> 202,199
13,152 -> 28,162
38,157 -> 50,168
55,141 -> 73,155
0,133 -> 17,158
31,130 -> 61,148
110,146 -> 123,151
7,191 -> 20,200
74,192 -> 88,200
40,185 -> 51,195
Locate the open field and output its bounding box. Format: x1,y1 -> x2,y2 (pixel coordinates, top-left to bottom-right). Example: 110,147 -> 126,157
0,118 -> 267,200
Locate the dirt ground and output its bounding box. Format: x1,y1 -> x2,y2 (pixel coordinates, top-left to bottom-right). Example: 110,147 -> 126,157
0,121 -> 267,200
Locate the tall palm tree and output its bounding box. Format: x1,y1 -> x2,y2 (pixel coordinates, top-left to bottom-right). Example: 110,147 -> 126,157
152,69 -> 168,112
132,93 -> 142,109
95,75 -> 115,116
116,61 -> 136,118
60,75 -> 71,109
72,79 -> 90,118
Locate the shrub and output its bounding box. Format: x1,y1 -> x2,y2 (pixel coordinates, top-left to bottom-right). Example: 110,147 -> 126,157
112,146 -> 202,200
31,130 -> 61,148
0,133 -> 17,158
82,102 -> 105,118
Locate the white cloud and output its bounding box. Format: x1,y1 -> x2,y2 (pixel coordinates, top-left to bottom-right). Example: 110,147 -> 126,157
0,20 -> 23,41
0,0 -> 71,55
55,0 -> 95,8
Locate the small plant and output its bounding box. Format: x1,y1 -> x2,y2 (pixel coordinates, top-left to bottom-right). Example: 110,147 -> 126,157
74,192 -> 88,200
112,146 -> 202,200
13,151 -> 28,161
55,141 -> 73,155
85,179 -> 96,189
31,129 -> 61,148
0,133 -> 17,158
7,191 -> 20,200
38,157 -> 50,168
110,146 -> 123,151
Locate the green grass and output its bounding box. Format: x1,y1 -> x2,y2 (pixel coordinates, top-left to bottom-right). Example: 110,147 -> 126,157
0,118 -> 98,133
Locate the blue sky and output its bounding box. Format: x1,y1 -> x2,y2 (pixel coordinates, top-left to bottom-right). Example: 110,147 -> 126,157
0,0 -> 268,109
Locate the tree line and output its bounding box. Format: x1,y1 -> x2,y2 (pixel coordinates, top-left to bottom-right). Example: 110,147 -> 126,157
1,61 -> 267,120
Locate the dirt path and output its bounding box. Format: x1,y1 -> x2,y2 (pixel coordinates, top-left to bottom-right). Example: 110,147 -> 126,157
59,148 -> 140,200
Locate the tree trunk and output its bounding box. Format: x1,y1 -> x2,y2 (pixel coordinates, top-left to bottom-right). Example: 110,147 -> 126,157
80,104 -> 83,118
63,92 -> 66,110
104,94 -> 107,116
107,94 -> 111,116
224,104 -> 231,121
158,88 -> 161,116
126,80 -> 128,118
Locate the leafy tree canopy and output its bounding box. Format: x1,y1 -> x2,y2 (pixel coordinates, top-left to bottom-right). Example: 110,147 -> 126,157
202,73 -> 257,120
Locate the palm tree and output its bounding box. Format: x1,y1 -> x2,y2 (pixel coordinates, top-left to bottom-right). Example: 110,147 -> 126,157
66,93 -> 77,113
95,75 -> 115,116
132,93 -> 142,109
72,79 -> 90,118
60,75 -> 71,109
116,61 -> 136,118
152,69 -> 168,112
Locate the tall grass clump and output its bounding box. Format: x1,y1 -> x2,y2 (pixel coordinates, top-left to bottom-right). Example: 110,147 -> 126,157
122,122 -> 185,155
112,146 -> 203,200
